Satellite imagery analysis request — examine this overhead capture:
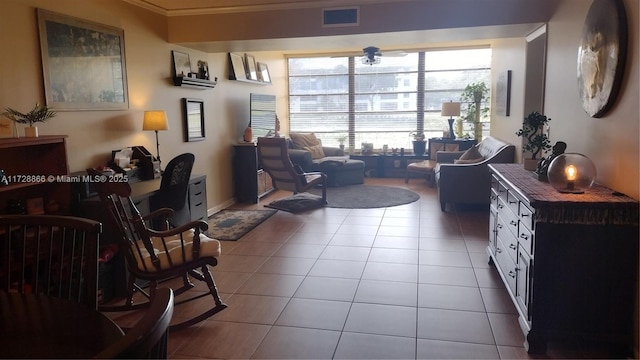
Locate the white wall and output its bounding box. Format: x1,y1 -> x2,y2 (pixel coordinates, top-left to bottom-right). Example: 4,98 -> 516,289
542,0 -> 639,199
0,0 -> 287,213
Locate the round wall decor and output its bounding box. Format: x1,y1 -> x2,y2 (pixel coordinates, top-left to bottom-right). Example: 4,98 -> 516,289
577,0 -> 627,118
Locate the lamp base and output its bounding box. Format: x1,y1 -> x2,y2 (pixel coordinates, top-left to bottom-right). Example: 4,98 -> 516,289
448,118 -> 456,139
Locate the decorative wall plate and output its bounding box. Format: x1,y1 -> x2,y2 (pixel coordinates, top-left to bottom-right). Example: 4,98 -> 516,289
577,0 -> 627,118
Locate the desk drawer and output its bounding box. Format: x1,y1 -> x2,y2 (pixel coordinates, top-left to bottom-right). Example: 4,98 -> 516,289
188,178 -> 207,222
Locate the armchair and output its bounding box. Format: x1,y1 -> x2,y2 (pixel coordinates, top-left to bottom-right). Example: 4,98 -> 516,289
257,137 -> 327,209
435,136 -> 515,211
287,133 -> 365,187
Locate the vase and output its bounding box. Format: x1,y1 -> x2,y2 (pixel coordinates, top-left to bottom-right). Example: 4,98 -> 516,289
24,126 -> 38,138
412,140 -> 426,156
243,126 -> 252,142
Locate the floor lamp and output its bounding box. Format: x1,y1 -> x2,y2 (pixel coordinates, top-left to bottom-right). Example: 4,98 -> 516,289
441,101 -> 461,139
143,110 -> 169,171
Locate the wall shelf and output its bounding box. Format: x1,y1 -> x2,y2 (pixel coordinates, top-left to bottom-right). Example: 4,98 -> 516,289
227,75 -> 270,85
172,76 -> 217,89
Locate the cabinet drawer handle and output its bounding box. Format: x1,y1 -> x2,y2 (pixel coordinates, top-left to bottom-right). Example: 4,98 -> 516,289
509,243 -> 516,250
496,247 -> 502,254
508,270 -> 517,278
498,204 -> 504,209
520,233 -> 529,240
496,224 -> 503,229
521,213 -> 530,217
510,220 -> 517,226
509,200 -> 517,204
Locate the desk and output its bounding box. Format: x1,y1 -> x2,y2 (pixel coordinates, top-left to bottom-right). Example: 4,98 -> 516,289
0,292 -> 123,358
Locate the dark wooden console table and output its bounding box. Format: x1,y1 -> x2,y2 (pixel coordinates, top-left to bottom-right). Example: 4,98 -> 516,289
487,164 -> 638,355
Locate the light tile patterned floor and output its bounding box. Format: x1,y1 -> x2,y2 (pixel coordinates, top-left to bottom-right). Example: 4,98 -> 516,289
107,178 -> 619,359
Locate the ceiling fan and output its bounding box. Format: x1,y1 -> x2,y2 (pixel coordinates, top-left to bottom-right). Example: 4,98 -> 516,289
361,46 -> 407,65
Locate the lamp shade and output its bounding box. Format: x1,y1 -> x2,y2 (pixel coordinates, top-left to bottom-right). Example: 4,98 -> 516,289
143,110 -> 168,131
547,153 -> 597,194
441,102 -> 461,117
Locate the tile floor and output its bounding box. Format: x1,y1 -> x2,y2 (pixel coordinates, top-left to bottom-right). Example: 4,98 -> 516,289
107,178 -> 621,359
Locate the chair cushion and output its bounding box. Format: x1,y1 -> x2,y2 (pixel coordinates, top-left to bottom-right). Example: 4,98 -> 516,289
289,133 -> 326,159
133,229 -> 221,272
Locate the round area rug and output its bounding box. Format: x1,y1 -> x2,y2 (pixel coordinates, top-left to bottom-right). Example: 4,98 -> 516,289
311,184 -> 420,209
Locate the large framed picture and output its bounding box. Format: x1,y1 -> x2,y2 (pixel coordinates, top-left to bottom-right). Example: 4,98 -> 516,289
182,98 -> 205,142
37,9 -> 129,111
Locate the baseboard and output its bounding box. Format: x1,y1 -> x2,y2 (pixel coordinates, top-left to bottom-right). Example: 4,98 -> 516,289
207,198 -> 236,218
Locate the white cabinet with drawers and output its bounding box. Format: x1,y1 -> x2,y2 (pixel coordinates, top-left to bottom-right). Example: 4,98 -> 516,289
487,164 -> 638,356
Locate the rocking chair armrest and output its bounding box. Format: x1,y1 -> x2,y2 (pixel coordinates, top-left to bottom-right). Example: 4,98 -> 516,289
146,219 -> 209,239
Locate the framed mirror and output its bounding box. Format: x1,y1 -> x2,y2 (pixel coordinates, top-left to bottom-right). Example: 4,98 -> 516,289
182,98 -> 205,142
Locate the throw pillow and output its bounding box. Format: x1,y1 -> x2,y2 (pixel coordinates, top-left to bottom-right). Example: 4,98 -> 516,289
454,157 -> 484,164
290,132 -> 320,148
458,145 -> 482,161
305,144 -> 325,160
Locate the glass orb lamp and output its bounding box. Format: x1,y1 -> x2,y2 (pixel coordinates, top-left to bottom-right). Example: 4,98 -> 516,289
547,153 -> 597,194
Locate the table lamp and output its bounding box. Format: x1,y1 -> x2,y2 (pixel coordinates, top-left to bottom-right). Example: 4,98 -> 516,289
143,110 -> 169,169
547,153 -> 597,194
441,101 -> 461,139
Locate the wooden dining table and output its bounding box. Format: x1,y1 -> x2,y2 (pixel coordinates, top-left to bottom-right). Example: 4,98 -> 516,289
0,291 -> 124,358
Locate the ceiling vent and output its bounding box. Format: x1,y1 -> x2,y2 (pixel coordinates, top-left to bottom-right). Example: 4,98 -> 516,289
322,7 -> 359,27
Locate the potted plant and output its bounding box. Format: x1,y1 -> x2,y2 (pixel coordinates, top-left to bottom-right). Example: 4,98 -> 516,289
2,103 -> 56,137
410,131 -> 426,156
337,135 -> 347,151
460,82 -> 489,141
516,111 -> 552,171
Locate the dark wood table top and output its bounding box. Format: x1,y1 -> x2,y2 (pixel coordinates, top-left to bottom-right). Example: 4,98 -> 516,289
0,292 -> 124,358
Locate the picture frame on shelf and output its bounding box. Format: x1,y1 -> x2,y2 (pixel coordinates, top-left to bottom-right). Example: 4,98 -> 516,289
229,53 -> 246,80
172,50 -> 192,78
37,9 -> 129,111
245,54 -> 258,80
182,98 -> 205,142
257,62 -> 271,83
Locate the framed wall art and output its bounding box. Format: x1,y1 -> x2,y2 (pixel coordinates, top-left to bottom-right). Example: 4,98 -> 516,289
245,54 -> 258,81
37,9 -> 129,111
182,98 -> 205,142
229,53 -> 246,80
172,51 -> 192,77
257,62 -> 271,83
577,0 -> 627,118
495,70 -> 512,116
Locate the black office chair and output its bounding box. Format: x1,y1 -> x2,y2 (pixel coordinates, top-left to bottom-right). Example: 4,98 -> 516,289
149,153 -> 195,228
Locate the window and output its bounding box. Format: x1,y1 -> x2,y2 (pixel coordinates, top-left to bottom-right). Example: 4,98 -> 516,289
288,48 -> 491,149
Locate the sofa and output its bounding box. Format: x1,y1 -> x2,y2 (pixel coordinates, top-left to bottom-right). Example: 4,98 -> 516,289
286,133 -> 365,187
434,136 -> 515,211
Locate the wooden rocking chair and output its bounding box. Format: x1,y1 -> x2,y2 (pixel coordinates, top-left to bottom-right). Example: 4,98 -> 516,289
87,169 -> 226,329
